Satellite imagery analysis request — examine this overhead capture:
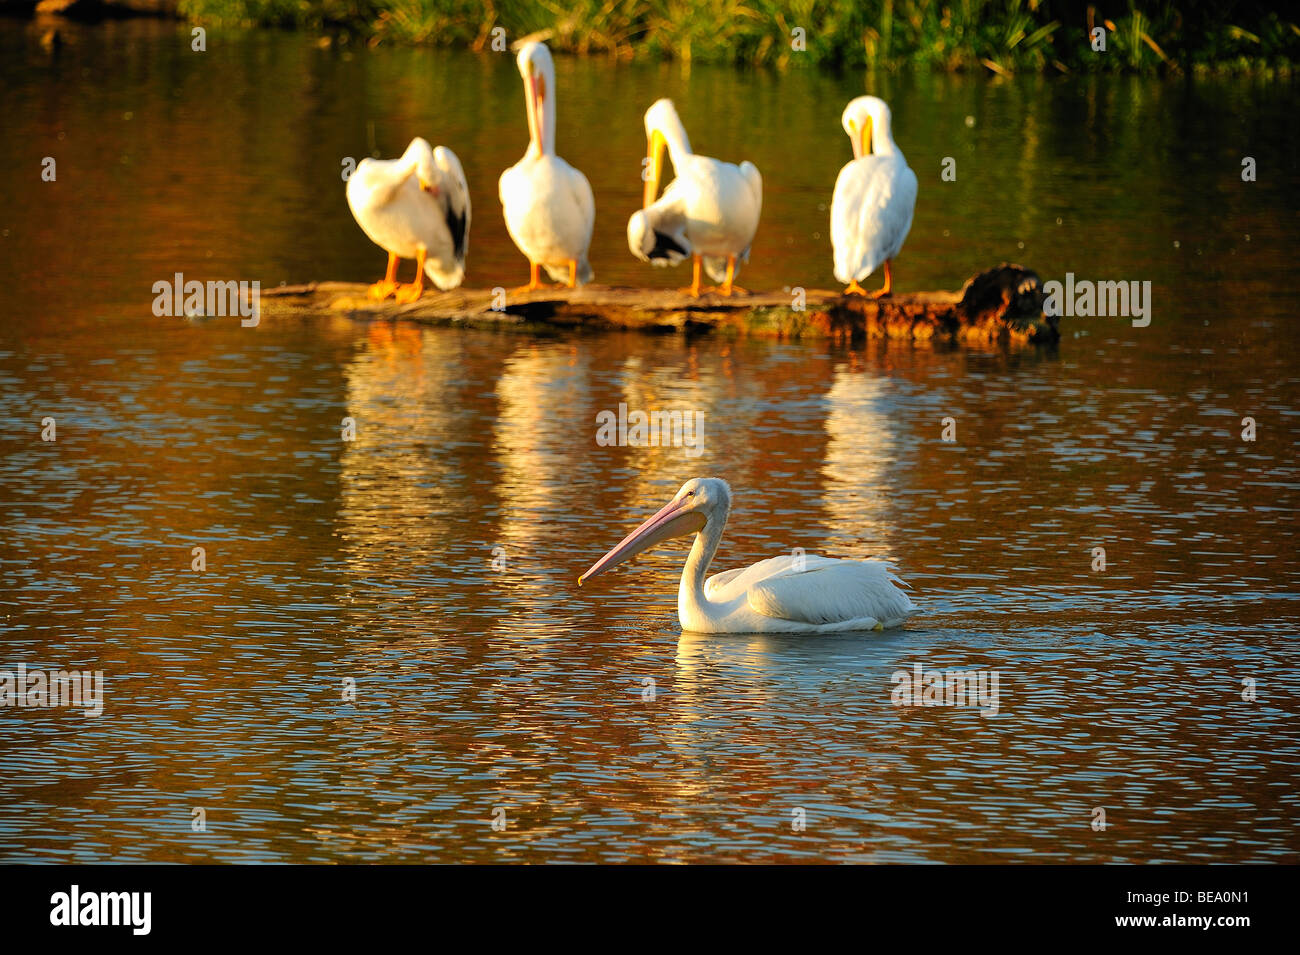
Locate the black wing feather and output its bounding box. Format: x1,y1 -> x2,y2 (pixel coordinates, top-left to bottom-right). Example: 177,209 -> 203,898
649,229 -> 688,262
445,204 -> 468,264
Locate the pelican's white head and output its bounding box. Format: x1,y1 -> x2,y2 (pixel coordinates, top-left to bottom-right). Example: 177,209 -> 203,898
841,96 -> 895,160
403,137 -> 439,195
579,478 -> 732,584
643,98 -> 685,142
641,98 -> 691,208
516,41 -> 556,157
627,208 -> 653,260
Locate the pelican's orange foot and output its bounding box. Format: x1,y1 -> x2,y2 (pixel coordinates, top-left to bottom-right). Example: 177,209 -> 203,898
871,261 -> 895,299
368,281 -> 399,301
680,256 -> 704,298
370,251 -> 402,300
513,263 -> 546,295
844,280 -> 867,296
393,282 -> 424,304
717,256 -> 745,297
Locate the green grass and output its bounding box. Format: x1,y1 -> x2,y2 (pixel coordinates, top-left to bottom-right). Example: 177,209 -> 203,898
175,0 -> 1300,72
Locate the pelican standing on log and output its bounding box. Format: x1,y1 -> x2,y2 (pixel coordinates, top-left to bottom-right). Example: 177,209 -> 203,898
346,137 -> 470,302
830,96 -> 918,298
580,478 -> 916,634
499,41 -> 595,291
628,99 -> 762,297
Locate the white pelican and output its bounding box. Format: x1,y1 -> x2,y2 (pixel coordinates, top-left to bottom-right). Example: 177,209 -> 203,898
628,99 -> 762,297
499,41 -> 595,291
830,96 -> 918,297
579,478 -> 916,634
346,137 -> 470,302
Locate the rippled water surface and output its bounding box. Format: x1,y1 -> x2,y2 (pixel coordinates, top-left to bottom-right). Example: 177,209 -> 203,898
0,20 -> 1297,863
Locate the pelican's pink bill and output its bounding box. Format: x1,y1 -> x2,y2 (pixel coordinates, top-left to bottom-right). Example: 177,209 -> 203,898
579,494 -> 705,585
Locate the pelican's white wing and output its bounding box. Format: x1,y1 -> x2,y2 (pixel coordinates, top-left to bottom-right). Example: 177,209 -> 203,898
686,157 -> 762,283
499,156 -> 595,284
706,555 -> 915,628
630,154 -> 762,282
704,554 -> 809,600
831,156 -> 918,285
702,160 -> 763,283
432,146 -> 470,264
346,138 -> 471,291
737,160 -> 763,222
561,161 -> 596,284
628,177 -> 692,266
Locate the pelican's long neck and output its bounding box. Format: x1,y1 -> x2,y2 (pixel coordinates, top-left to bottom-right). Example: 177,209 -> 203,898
526,62 -> 557,158
679,499 -> 729,615
540,64 -> 556,157
369,147 -> 420,205
398,145 -> 422,181
871,109 -> 902,158
659,108 -> 693,166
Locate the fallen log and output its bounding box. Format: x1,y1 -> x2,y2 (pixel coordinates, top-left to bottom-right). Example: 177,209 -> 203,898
259,263 -> 1057,345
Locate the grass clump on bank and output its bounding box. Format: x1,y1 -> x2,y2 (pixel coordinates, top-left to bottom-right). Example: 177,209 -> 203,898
175,0 -> 1300,73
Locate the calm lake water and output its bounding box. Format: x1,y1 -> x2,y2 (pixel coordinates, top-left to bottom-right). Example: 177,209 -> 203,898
1,19 -> 1297,863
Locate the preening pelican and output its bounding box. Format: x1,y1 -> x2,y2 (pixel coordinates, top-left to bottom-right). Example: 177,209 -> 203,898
579,478 -> 916,634
628,99 -> 762,297
830,96 -> 918,298
346,137 -> 470,302
499,41 -> 595,291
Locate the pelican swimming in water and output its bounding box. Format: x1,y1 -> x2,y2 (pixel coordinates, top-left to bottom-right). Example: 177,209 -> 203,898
346,137 -> 470,302
580,478 -> 916,634
628,99 -> 762,297
499,41 -> 595,291
830,96 -> 918,298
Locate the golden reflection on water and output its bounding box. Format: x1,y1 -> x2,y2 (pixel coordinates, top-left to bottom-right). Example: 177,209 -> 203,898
492,341 -> 594,621
822,362 -> 904,556
338,322 -> 467,587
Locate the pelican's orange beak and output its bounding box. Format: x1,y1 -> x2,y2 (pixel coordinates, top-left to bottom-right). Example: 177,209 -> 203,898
534,72 -> 546,149
643,127 -> 666,208
579,493 -> 706,585
850,116 -> 873,160
525,70 -> 546,157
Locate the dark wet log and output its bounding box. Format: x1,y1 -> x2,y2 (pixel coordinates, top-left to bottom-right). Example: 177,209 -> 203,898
260,263 -> 1056,345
